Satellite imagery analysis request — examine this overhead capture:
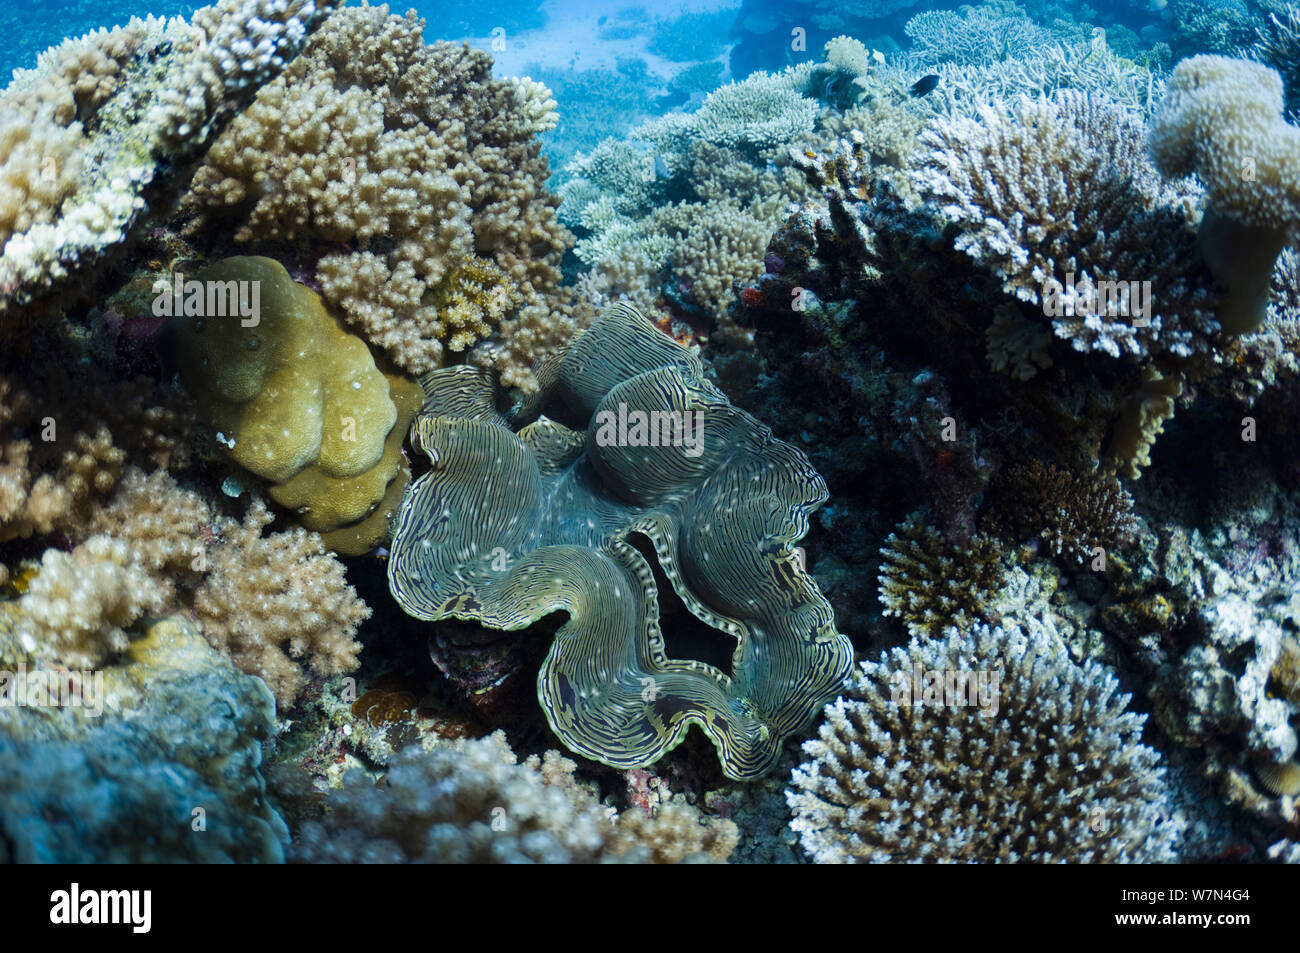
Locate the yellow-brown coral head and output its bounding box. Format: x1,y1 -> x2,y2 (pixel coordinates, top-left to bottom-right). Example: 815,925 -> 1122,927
1150,56 -> 1300,334
160,255 -> 417,555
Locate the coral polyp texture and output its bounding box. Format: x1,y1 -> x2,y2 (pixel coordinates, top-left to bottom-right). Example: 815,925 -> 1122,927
0,0 -> 335,308
787,624 -> 1185,863
388,303 -> 853,780
184,1 -> 576,391
1149,55 -> 1300,333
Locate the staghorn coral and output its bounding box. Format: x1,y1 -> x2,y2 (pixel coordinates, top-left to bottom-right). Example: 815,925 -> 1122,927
0,615 -> 287,863
913,89 -> 1219,360
186,3 -> 574,389
877,514 -> 1006,638
0,0 -> 334,308
787,622 -> 1185,863
195,499 -> 368,709
1252,3 -> 1300,118
388,303 -> 852,781
160,256 -> 420,554
1150,55 -> 1300,334
290,731 -> 737,863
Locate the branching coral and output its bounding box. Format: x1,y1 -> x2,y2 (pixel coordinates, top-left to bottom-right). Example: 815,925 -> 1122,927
195,499 -> 368,709
388,304 -> 852,780
1150,55 -> 1300,333
11,535 -> 169,669
787,622 -> 1185,863
877,514 -> 1006,637
1252,3 -> 1300,118
0,0 -> 334,308
185,3 -> 574,389
913,89 -> 1218,360
291,731 -> 737,863
987,460 -> 1138,565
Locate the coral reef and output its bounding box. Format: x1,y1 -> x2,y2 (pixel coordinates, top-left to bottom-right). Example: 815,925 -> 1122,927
291,731 -> 737,863
0,0 -> 335,309
184,2 -> 575,390
388,303 -> 852,780
0,615 -> 287,862
1150,55 -> 1300,333
787,622 -> 1185,863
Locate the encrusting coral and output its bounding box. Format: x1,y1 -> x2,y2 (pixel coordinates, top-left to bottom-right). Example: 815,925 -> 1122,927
388,303 -> 852,781
291,731 -> 738,863
184,2 -> 575,391
0,615 -> 288,863
1150,55 -> 1300,334
787,622 -> 1185,863
160,255 -> 421,555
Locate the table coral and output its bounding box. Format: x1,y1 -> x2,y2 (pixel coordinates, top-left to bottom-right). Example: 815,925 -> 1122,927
160,255 -> 418,554
1150,55 -> 1300,333
787,622 -> 1185,863
388,303 -> 852,781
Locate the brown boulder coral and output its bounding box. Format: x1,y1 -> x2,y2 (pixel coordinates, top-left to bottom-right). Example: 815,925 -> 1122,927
159,255 -> 420,555
388,303 -> 852,781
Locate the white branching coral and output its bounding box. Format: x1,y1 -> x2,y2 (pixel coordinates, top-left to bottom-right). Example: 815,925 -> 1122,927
787,623 -> 1185,863
510,76 -> 559,134
913,89 -> 1218,359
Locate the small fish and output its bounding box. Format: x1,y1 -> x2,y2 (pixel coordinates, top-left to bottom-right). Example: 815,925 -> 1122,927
909,74 -> 941,97
654,155 -> 671,179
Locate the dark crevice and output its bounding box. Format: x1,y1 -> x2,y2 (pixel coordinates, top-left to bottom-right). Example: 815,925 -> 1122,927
628,531 -> 735,677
